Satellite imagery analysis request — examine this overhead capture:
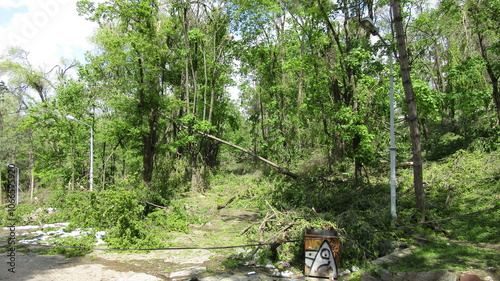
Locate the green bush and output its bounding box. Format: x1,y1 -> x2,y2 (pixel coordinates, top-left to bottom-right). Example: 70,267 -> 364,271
0,204 -> 58,227
50,188 -> 144,229
400,150 -> 500,243
0,204 -> 38,227
146,201 -> 208,233
45,187 -> 213,251
48,235 -> 96,258
105,217 -> 168,250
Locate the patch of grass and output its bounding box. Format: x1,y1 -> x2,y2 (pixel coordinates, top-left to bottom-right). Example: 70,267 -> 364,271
220,256 -> 245,270
380,238 -> 499,273
442,207 -> 500,243
47,235 -> 97,258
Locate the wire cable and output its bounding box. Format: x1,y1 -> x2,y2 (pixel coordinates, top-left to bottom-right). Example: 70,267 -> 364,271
1,205 -> 497,252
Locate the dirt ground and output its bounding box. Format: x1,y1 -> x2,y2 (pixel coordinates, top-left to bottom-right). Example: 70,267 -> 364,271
2,196 -> 497,281
0,247 -> 242,280
0,253 -> 163,281
0,204 -> 302,281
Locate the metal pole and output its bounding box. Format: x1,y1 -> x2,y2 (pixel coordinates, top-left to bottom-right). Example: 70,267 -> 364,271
66,115 -> 93,191
388,50 -> 397,224
89,126 -> 93,191
360,18 -> 397,225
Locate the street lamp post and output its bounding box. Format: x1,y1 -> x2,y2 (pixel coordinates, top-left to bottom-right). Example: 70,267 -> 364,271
66,114 -> 93,191
360,18 -> 397,224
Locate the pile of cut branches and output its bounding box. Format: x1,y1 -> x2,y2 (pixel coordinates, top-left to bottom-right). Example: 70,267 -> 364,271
240,200 -> 338,262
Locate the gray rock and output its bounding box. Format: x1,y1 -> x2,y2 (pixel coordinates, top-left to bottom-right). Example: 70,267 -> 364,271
362,270 -> 459,281
170,266 -> 207,278
360,273 -> 381,281
379,269 -> 393,281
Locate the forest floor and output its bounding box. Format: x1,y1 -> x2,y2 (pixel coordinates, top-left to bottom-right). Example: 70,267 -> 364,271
1,193 -> 498,281
0,194 -> 326,281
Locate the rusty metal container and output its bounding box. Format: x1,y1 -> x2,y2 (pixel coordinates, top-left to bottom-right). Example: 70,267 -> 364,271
304,229 -> 340,279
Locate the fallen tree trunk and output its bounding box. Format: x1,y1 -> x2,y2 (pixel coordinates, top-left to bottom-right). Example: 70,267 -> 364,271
165,115 -> 299,179
217,195 -> 237,209
194,129 -> 299,178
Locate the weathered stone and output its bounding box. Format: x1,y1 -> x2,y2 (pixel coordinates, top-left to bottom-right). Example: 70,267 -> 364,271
170,266 -> 207,278
220,276 -> 245,281
460,273 -> 484,281
362,270 -> 460,281
437,270 -> 460,281
360,273 -> 380,281
371,247 -> 415,266
379,269 -> 393,281
391,270 -> 458,281
200,273 -> 273,281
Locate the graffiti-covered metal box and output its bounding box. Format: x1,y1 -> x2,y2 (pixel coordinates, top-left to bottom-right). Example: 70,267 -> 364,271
304,229 -> 340,279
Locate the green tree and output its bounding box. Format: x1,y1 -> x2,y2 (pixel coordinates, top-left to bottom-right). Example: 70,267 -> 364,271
392,0 -> 425,221
78,0 -> 171,184
465,0 -> 500,126
232,0 -> 381,185
78,0 -> 237,194
0,48 -> 57,199
407,0 -> 499,159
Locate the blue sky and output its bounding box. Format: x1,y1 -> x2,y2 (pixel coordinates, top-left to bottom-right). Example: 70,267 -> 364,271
0,0 -> 99,69
0,5 -> 28,26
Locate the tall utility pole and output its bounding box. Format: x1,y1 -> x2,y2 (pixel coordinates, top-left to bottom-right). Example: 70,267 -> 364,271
360,17 -> 397,225
66,115 -> 94,191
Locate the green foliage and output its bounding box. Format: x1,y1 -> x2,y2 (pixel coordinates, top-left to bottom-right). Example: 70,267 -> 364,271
425,150 -> 499,208
394,149 -> 500,268
422,150 -> 500,243
1,0 -> 499,274
48,235 -> 96,258
0,204 -> 38,227
105,216 -> 168,250
376,238 -> 499,273
48,188 -> 166,250
50,188 -> 143,229
45,186 -> 211,251
424,119 -> 500,161
247,147 -> 500,268
425,132 -> 466,160
145,201 -> 207,233
105,198 -> 209,250
413,77 -> 441,121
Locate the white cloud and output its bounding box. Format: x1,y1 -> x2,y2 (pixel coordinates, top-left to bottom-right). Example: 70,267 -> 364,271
0,0 -> 32,8
0,0 -> 99,68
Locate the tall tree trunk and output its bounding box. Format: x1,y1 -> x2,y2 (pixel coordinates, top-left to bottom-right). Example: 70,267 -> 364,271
143,108 -> 158,183
0,168 -> 3,204
392,0 -> 425,222
477,33 -> 500,126
102,141 -> 106,190
190,148 -> 200,193
342,0 -> 362,185
137,55 -> 158,183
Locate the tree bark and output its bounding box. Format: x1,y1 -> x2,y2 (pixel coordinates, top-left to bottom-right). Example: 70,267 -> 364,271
0,168 -> 3,204
477,33 -> 500,126
195,128 -> 299,179
143,108 -> 158,183
166,115 -> 299,179
392,0 -> 425,222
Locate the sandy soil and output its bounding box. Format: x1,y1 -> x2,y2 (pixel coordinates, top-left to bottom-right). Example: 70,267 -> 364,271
0,206 -> 278,281
3,197 -> 496,281
0,252 -> 163,281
